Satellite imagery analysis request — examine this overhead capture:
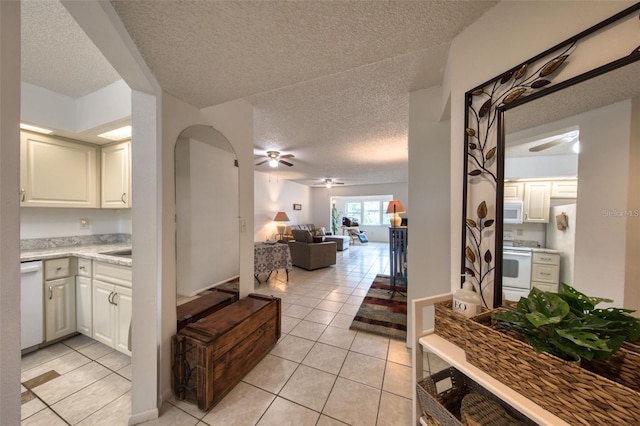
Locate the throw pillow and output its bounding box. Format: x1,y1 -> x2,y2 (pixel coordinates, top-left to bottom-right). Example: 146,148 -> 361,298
315,227 -> 326,236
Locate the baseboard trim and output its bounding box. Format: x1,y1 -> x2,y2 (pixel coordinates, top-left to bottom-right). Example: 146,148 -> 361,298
128,408 -> 159,425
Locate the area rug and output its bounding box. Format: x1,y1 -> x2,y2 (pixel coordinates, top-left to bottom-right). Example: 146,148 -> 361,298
349,274 -> 407,340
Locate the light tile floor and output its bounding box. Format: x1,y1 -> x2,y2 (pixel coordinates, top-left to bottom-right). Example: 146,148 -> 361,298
21,242 -> 448,425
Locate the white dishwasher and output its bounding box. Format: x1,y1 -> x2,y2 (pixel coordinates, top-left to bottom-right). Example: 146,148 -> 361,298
21,260 -> 44,352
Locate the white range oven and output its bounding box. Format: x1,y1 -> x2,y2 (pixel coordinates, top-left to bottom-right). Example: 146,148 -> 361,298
502,246 -> 532,302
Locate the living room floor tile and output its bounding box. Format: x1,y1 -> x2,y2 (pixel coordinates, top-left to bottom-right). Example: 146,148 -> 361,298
304,309 -> 337,325
315,300 -> 345,313
283,304 -> 314,319
288,320 -> 327,341
201,382 -> 274,426
350,332 -> 390,359
376,391 -> 412,426
281,315 -> 301,334
317,415 -> 350,426
382,361 -> 413,399
302,343 -> 348,375
306,289 -> 331,299
257,397 -> 320,426
21,343 -> 72,372
322,377 -> 381,426
279,365 -> 336,412
324,291 -> 350,303
269,335 -> 315,363
293,296 -> 323,308
337,303 -> 360,316
318,326 -> 357,350
242,354 -> 298,394
328,313 -> 355,329
387,338 -> 411,367
339,351 -> 386,389
331,286 -> 355,295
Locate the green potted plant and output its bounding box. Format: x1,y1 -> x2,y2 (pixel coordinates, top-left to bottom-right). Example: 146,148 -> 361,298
330,204 -> 341,235
492,283 -> 640,361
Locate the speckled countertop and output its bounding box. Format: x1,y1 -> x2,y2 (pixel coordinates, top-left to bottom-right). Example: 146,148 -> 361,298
21,244 -> 132,266
20,234 -> 132,266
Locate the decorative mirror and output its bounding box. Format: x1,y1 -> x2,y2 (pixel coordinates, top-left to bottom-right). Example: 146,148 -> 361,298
175,125 -> 239,301
462,4 -> 640,308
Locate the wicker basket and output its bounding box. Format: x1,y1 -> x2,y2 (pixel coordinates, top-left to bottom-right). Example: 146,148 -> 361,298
416,367 -> 536,426
465,309 -> 640,425
581,340 -> 640,393
434,300 -> 483,350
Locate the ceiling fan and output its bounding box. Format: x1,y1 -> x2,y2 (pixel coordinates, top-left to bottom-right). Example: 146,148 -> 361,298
528,131 -> 579,153
313,178 -> 345,188
255,150 -> 295,167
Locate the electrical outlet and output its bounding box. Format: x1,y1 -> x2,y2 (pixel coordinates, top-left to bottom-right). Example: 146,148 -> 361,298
516,228 -> 524,236
80,218 -> 90,229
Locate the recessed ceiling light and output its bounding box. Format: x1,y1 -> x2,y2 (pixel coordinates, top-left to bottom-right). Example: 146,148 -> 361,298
98,125 -> 131,141
20,123 -> 53,134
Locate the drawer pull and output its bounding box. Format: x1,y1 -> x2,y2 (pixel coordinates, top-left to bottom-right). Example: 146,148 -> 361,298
48,286 -> 53,300
20,188 -> 25,202
56,266 -> 62,271
121,193 -> 127,204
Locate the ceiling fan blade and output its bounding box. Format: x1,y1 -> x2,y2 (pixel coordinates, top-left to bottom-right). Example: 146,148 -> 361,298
279,154 -> 295,159
279,160 -> 294,167
255,160 -> 268,166
529,138 -> 565,152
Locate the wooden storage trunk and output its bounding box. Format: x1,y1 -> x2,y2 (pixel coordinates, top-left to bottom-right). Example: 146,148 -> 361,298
172,294 -> 281,411
176,291 -> 238,332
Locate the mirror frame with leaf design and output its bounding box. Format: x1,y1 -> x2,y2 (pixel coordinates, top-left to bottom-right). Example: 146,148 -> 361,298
462,3 -> 640,308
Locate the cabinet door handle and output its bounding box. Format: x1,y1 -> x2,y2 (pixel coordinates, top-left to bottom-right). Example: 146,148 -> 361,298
48,286 -> 53,300
20,188 -> 25,202
108,291 -> 114,305
112,292 -> 118,306
56,266 -> 62,271
121,193 -> 126,204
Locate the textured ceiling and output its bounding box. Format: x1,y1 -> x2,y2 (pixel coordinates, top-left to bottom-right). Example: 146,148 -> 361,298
21,0 -> 498,186
21,0 -> 121,98
110,0 -> 498,185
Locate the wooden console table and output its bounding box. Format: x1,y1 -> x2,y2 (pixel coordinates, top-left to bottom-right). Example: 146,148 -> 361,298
254,242 -> 292,283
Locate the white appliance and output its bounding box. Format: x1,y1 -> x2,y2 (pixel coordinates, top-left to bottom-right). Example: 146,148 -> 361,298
502,247 -> 532,301
21,261 -> 43,352
504,201 -> 524,224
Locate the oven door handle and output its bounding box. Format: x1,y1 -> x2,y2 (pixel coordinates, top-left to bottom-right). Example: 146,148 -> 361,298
503,250 -> 532,257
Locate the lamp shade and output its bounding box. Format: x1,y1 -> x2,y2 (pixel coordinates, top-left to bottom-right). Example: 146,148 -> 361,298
386,200 -> 405,228
386,200 -> 405,214
273,211 -> 290,222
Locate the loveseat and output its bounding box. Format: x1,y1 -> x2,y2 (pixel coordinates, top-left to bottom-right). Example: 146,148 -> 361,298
287,229 -> 337,270
285,224 -> 350,251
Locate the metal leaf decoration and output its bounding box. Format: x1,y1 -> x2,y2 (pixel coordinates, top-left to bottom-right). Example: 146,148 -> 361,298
503,88 -> 527,104
514,63 -> 528,80
484,249 -> 492,263
466,219 -> 477,228
469,143 -> 477,150
531,79 -> 551,89
465,246 -> 476,263
471,88 -> 484,96
484,219 -> 495,227
465,268 -> 476,277
485,147 -> 497,161
466,128 -> 476,136
540,55 -> 568,77
469,169 -> 482,176
477,201 -> 487,219
500,71 -> 513,84
479,99 -> 492,117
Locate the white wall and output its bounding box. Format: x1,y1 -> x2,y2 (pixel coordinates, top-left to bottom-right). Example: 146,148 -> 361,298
309,182 -> 407,243
254,171 -> 311,241
20,208 -> 131,239
407,86 -> 451,345
176,140 -> 239,297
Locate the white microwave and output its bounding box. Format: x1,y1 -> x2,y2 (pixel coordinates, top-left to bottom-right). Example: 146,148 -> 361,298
504,200 -> 524,224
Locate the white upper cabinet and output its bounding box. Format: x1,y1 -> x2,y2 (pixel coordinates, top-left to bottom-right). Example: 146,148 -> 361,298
20,132 -> 99,208
101,140 -> 131,208
523,181 -> 551,223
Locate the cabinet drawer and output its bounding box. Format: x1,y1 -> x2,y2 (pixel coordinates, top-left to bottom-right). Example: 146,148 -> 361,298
532,252 -> 559,265
77,258 -> 92,277
93,261 -> 132,288
531,264 -> 559,284
531,281 -> 558,293
45,258 -> 74,280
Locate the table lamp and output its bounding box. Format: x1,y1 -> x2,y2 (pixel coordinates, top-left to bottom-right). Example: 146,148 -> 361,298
273,211 -> 290,240
386,200 -> 405,228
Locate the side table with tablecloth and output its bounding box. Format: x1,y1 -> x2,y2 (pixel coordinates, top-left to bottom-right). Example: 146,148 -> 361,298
254,242 -> 292,283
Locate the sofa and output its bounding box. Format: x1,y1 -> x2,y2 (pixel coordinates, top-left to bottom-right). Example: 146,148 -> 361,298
285,224 -> 351,251
287,229 -> 337,270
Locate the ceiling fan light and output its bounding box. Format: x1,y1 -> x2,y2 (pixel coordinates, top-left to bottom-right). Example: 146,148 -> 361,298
572,141 -> 580,153
325,182 -> 332,188
268,158 -> 278,168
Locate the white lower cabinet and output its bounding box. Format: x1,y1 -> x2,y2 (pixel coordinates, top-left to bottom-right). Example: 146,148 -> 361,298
44,276 -> 76,342
76,276 -> 92,336
92,261 -> 132,356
